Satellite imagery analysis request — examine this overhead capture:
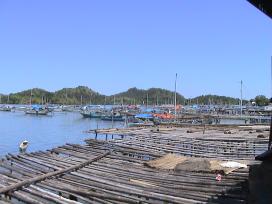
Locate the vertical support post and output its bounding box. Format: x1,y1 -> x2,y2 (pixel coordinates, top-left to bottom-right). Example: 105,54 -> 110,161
269,115 -> 272,150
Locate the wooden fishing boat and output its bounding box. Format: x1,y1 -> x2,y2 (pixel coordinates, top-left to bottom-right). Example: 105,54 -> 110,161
25,109 -> 49,115
25,105 -> 49,115
80,110 -> 104,118
80,105 -> 105,118
0,105 -> 12,112
127,116 -> 154,127
101,115 -> 125,121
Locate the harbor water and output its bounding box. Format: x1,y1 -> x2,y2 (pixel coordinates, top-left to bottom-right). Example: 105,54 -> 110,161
0,111 -> 124,156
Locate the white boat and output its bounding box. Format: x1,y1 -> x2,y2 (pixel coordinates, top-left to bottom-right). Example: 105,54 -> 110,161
25,105 -> 49,115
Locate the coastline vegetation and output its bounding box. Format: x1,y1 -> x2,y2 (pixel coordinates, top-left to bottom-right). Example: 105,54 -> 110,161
0,86 -> 269,106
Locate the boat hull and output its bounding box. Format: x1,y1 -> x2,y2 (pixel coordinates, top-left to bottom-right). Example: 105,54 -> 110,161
80,112 -> 103,118
101,116 -> 125,121
25,110 -> 49,115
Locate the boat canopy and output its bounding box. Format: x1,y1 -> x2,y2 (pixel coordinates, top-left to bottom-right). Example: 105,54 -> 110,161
135,113 -> 153,119
32,104 -> 42,111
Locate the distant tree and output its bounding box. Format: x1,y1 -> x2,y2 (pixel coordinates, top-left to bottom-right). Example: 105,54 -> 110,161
254,95 -> 269,106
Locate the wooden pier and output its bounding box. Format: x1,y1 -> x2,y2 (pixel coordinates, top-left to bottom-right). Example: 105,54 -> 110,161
0,125 -> 269,203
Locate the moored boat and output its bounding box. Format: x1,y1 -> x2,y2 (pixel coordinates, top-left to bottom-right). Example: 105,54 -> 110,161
101,115 -> 125,121
80,105 -> 105,118
25,109 -> 49,115
25,105 -> 49,115
0,105 -> 12,112
80,110 -> 104,118
127,115 -> 154,127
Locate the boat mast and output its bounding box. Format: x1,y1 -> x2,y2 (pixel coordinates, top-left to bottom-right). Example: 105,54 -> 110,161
65,89 -> 68,105
174,73 -> 177,120
269,56 -> 272,150
30,89 -> 33,105
271,56 -> 272,100
146,92 -> 149,108
240,80 -> 243,117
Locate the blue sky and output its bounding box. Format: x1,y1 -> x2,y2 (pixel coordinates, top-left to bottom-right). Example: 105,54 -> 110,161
0,0 -> 271,99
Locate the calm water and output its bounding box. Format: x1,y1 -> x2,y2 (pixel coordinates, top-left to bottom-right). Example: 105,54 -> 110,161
0,111 -> 124,156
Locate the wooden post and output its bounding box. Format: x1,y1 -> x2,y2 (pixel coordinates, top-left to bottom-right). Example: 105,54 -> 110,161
203,124 -> 206,134
268,115 -> 272,150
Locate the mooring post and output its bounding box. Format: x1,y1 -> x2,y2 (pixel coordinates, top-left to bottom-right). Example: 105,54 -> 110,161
106,134 -> 108,141
95,130 -> 97,140
268,115 -> 272,150
203,124 -> 206,134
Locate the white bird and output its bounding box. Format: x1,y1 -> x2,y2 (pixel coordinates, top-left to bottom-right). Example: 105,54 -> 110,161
19,140 -> 28,153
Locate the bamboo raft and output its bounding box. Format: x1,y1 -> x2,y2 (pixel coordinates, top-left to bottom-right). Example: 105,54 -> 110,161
0,125 -> 268,203
87,126 -> 269,159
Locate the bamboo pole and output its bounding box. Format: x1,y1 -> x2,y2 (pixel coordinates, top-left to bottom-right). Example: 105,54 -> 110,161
0,152 -> 110,195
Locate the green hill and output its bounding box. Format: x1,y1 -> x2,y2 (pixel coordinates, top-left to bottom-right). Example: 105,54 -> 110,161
0,86 -> 105,105
189,94 -> 248,105
5,88 -> 52,104
0,87 -> 252,105
52,86 -> 105,105
112,87 -> 185,105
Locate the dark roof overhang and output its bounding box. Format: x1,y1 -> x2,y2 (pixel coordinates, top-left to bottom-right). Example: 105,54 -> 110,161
248,0 -> 272,19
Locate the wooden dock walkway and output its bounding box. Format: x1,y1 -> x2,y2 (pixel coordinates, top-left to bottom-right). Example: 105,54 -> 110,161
0,125 -> 268,203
